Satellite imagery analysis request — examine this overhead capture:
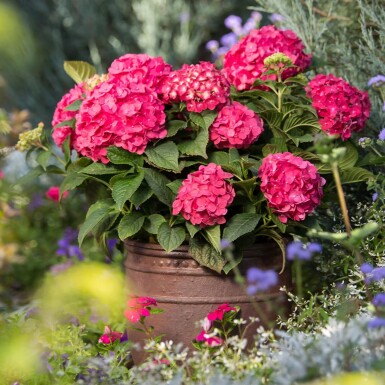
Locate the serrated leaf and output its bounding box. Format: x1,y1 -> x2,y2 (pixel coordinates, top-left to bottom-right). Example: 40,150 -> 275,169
222,248 -> 243,274
208,151 -> 230,165
143,168 -> 175,206
107,146 -> 143,167
203,225 -> 221,253
166,180 -> 183,194
64,60 -> 97,84
36,150 -> 51,170
65,99 -> 83,111
178,126 -> 209,158
145,142 -> 179,172
317,142 -> 358,173
189,238 -> 226,273
117,211 -> 145,240
130,184 -> 153,207
157,223 -> 186,252
53,118 -> 76,129
189,110 -> 217,129
62,136 -> 71,164
186,222 -> 200,238
112,172 -> 145,210
340,167 -> 374,184
143,214 -> 166,234
223,213 -> 261,242
60,172 -> 89,195
167,120 -> 188,137
81,162 -> 125,175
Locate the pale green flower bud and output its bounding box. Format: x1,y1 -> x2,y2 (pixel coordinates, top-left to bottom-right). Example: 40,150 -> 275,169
263,52 -> 293,67
84,73 -> 109,92
16,122 -> 44,152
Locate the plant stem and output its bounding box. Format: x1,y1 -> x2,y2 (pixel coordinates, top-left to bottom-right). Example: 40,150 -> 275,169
295,261 -> 303,299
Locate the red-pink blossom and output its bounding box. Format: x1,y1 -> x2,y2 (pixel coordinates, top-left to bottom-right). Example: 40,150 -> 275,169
258,152 -> 325,223
108,53 -> 172,93
207,303 -> 237,322
124,296 -> 157,323
74,81 -> 166,163
0,170 -> 4,179
52,83 -> 85,148
98,326 -> 123,344
172,163 -> 235,227
195,330 -> 224,347
210,102 -> 264,149
306,74 -> 371,140
45,186 -> 69,202
222,25 -> 311,91
159,61 -> 230,112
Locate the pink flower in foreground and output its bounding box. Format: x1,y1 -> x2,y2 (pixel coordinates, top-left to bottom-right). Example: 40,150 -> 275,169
195,330 -> 224,347
124,296 -> 157,323
52,83 -> 85,148
159,61 -> 230,112
98,326 -> 123,344
46,186 -> 69,202
172,163 -> 235,227
207,303 -> 237,322
258,152 -> 325,223
306,74 -> 371,140
74,81 -> 166,163
222,25 -> 311,91
108,53 -> 172,93
210,102 -> 264,149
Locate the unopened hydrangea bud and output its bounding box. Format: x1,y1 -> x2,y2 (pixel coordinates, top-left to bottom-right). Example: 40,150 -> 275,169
84,73 -> 109,92
358,137 -> 372,148
264,52 -> 293,67
16,122 -> 44,151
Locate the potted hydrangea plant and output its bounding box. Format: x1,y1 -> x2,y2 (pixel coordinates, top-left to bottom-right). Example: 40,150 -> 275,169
19,25 -> 374,347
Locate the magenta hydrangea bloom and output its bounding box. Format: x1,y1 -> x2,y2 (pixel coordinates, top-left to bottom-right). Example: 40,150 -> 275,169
210,101 -> 264,149
74,81 -> 166,163
306,74 -> 371,140
108,53 -> 172,93
258,152 -> 325,223
222,25 -> 311,91
159,61 -> 230,113
172,163 -> 235,227
51,83 -> 85,148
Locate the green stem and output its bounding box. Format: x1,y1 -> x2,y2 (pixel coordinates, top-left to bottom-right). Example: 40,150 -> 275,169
369,144 -> 383,157
295,261 -> 303,299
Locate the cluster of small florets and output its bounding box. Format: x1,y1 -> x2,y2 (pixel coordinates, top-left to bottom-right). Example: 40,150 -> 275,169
210,101 -> 264,149
258,152 -> 325,223
172,163 -> 235,227
159,61 -> 230,113
16,122 -> 44,151
306,74 -> 371,140
222,25 -> 311,90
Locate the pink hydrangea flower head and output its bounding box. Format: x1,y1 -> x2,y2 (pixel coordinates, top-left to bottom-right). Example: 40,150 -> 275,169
46,186 -> 69,202
222,25 -> 311,91
98,326 -> 123,344
306,74 -> 371,140
172,163 -> 235,227
258,152 -> 325,223
74,80 -> 166,163
159,61 -> 230,112
210,101 -> 264,149
195,330 -> 224,347
124,296 -> 157,323
108,53 -> 172,93
52,83 -> 85,148
207,303 -> 237,321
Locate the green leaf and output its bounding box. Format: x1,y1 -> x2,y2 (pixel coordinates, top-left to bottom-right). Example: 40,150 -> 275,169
255,229 -> 286,273
60,172 -> 89,194
203,225 -> 221,253
79,200 -> 117,246
189,110 -> 217,130
178,125 -> 209,159
143,168 -> 175,206
157,222 -> 186,252
81,162 -> 125,175
62,136 -> 71,164
112,171 -> 145,210
143,214 -> 166,235
36,150 -> 51,170
222,249 -> 243,274
15,166 -> 44,185
208,151 -> 229,165
340,167 -> 374,184
317,142 -> 358,173
167,120 -> 187,137
229,148 -> 240,162
145,142 -> 179,172
166,180 -> 183,194
65,99 -> 83,111
63,60 -> 97,84
130,184 -> 153,207
117,211 -> 146,240
186,222 -> 200,238
53,118 -> 76,129
223,213 -> 261,242
189,238 -> 227,273
107,146 -> 143,167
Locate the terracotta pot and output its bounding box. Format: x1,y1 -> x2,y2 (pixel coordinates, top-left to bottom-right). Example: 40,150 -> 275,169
124,239 -> 291,363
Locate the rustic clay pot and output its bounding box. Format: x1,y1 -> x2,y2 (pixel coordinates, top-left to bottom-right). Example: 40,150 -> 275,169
124,239 -> 291,363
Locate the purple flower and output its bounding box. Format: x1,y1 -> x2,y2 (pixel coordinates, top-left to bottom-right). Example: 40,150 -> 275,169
361,263 -> 385,283
373,192 -> 379,202
286,241 -> 322,261
224,15 -> 242,30
217,46 -> 230,57
368,317 -> 385,328
28,193 -> 44,211
206,40 -> 219,52
220,239 -> 233,250
373,293 -> 385,307
378,128 -> 385,141
372,267 -> 385,281
360,262 -> 373,274
220,32 -> 238,48
367,75 -> 385,87
250,11 -> 262,22
246,267 -> 278,295
56,228 -> 84,261
242,18 -> 257,35
269,13 -> 285,23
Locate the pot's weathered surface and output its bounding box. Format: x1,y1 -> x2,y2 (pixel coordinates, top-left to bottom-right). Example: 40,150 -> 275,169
124,239 -> 291,361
